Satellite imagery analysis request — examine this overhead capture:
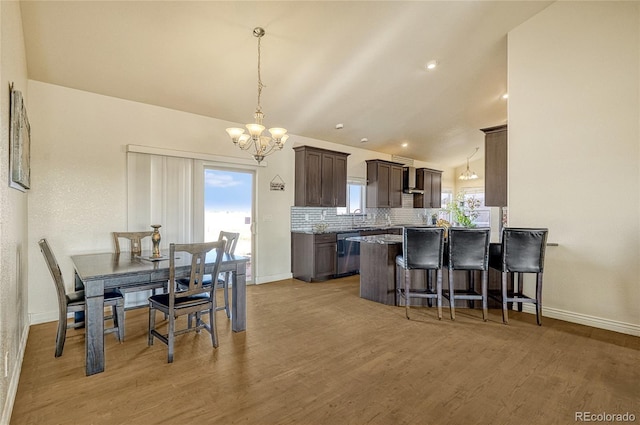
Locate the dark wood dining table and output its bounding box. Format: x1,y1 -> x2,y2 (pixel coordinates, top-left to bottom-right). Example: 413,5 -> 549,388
71,250 -> 249,376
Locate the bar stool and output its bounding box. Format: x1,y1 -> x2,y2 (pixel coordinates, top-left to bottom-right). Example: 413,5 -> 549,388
489,227 -> 548,325
395,227 -> 445,320
443,227 -> 491,321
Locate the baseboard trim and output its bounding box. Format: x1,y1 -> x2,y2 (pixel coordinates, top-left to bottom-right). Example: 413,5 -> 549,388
29,311 -> 58,325
1,324 -> 29,425
255,273 -> 293,285
519,304 -> 639,336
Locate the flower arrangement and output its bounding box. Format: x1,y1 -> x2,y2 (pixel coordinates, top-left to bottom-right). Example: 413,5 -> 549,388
444,191 -> 481,228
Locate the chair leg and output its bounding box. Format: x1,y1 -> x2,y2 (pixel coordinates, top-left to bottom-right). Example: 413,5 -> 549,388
536,273 -> 544,326
209,306 -> 219,348
436,269 -> 442,320
404,268 -> 411,320
481,270 -> 488,322
501,272 -> 509,324
148,307 -> 155,346
55,308 -> 68,357
113,303 -> 125,342
448,268 -> 455,320
167,315 -> 175,363
223,273 -> 231,318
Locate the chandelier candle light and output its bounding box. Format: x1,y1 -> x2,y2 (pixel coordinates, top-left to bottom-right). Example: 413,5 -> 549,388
226,27 -> 288,164
459,147 -> 479,180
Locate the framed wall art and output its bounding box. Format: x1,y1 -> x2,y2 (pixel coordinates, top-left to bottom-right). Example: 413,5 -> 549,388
9,83 -> 30,191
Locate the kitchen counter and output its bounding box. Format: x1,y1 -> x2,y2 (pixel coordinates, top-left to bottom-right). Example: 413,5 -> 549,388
346,234 -> 403,244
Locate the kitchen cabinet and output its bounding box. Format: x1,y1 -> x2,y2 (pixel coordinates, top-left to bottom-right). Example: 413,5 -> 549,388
291,232 -> 337,282
413,168 -> 442,208
481,125 -> 507,207
294,146 -> 349,207
366,160 -> 404,208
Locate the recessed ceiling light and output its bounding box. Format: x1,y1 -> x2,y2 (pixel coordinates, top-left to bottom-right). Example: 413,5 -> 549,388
401,142 -> 408,148
426,60 -> 438,70
335,123 -> 344,129
502,93 -> 509,99
360,138 -> 368,143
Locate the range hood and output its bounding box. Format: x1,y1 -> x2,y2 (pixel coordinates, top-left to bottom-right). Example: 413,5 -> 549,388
402,167 -> 425,194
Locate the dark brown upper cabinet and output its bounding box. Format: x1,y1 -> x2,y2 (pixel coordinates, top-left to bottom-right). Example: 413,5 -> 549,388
481,125 -> 507,207
294,146 -> 349,207
413,168 -> 442,208
366,160 -> 404,208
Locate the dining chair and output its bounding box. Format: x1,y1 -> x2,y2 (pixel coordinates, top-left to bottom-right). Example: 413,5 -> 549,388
112,231 -> 154,255
488,227 -> 549,325
112,230 -> 166,300
148,240 -> 226,363
443,227 -> 491,321
177,231 -> 239,319
395,227 -> 445,320
39,238 -> 125,357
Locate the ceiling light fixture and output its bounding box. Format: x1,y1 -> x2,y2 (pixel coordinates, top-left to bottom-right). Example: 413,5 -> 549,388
426,60 -> 438,70
459,147 -> 479,180
502,93 -> 509,99
401,142 -> 408,148
226,27 -> 287,164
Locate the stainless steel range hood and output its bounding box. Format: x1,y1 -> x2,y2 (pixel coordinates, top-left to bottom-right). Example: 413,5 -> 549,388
403,167 -> 424,194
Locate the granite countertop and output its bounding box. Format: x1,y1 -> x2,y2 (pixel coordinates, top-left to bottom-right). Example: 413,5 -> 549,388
345,234 -> 403,244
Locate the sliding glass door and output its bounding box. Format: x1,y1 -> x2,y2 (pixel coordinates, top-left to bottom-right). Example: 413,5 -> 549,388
203,167 -> 254,282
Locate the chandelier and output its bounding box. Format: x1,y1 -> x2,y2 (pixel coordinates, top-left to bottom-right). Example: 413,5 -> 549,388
459,147 -> 479,180
226,27 -> 288,164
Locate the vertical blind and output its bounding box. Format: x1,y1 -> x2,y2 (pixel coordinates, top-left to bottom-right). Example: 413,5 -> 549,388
126,152 -> 195,245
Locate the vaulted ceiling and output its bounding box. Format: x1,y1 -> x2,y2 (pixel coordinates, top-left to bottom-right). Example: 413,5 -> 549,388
19,1 -> 552,167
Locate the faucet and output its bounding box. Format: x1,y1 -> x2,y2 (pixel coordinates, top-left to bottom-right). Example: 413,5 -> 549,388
352,209 -> 364,228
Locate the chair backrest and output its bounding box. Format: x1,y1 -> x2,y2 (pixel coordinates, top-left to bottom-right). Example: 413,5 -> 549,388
38,238 -> 68,307
169,241 -> 226,300
402,227 -> 445,270
218,231 -> 240,255
112,231 -> 153,255
501,228 -> 548,273
447,227 -> 491,271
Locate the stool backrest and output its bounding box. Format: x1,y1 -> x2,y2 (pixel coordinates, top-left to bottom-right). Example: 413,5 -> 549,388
501,228 -> 548,273
403,227 -> 445,270
448,227 -> 491,270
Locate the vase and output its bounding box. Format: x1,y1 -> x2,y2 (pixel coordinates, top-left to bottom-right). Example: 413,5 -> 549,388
150,224 -> 162,258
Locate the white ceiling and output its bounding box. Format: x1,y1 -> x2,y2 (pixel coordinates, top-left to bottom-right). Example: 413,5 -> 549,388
19,0 -> 552,168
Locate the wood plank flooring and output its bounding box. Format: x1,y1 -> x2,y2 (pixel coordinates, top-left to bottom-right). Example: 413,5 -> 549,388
11,276 -> 640,425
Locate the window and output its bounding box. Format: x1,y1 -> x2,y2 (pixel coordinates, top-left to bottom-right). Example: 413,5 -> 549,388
337,181 -> 366,215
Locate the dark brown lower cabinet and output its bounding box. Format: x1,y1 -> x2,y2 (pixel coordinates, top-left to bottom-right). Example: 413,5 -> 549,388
291,232 -> 337,282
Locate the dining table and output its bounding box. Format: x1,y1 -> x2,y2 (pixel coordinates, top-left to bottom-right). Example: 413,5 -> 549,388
71,249 -> 249,376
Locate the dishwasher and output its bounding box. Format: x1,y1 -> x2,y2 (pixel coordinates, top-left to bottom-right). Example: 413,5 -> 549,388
336,232 -> 360,277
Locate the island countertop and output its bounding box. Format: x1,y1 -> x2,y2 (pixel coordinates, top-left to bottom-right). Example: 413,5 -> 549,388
346,234 -> 403,244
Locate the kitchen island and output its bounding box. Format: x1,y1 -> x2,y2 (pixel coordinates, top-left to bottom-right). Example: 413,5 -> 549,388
347,234 -> 404,305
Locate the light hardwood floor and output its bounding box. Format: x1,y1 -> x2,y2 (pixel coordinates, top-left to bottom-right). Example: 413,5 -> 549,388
11,277 -> 639,425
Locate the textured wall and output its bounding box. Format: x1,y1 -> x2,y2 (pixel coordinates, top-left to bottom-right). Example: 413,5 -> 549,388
0,1 -> 30,423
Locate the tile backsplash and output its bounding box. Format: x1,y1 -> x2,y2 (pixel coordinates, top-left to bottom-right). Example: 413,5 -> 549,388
291,193 -> 442,232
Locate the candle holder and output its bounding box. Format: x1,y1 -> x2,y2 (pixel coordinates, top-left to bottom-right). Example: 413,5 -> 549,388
150,224 -> 162,258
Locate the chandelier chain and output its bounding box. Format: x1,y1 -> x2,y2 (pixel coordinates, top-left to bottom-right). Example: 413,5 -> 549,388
256,35 -> 264,114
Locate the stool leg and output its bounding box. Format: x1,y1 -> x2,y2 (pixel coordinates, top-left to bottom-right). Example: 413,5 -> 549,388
507,272 -> 514,311
426,269 -> 433,308
448,268 -> 455,320
404,267 -> 411,320
501,271 -> 509,324
517,273 -> 524,312
436,269 -> 442,320
481,270 -> 488,321
536,273 -> 543,326
468,270 -> 474,308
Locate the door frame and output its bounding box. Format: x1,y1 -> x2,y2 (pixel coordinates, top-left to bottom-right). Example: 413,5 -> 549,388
193,160 -> 257,285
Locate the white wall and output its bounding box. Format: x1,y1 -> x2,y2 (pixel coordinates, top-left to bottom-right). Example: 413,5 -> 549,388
508,1 -> 639,333
0,2 -> 29,423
